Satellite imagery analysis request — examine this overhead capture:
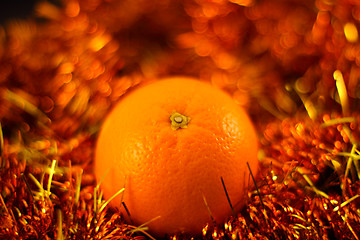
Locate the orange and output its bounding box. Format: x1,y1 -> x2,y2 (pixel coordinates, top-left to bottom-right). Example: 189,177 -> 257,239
95,77 -> 259,237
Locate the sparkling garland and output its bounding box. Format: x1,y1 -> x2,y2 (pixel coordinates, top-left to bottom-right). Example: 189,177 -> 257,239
1,0 -> 360,239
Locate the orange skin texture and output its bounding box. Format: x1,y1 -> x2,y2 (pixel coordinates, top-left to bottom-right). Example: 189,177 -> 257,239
95,77 -> 259,237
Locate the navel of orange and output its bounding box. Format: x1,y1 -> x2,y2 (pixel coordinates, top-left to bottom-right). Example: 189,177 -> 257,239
95,77 -> 259,237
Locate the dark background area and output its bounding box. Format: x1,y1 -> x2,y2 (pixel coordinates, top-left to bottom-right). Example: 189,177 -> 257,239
0,0 -> 39,24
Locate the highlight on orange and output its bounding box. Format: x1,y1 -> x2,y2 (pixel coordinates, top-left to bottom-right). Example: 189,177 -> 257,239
94,77 -> 259,236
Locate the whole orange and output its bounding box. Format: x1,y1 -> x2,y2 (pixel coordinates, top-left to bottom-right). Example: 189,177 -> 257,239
95,77 -> 258,236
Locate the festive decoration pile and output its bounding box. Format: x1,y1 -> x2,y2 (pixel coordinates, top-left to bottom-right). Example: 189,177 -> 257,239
0,0 -> 360,239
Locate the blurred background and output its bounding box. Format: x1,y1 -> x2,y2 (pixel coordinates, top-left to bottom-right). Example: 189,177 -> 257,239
0,0 -> 38,23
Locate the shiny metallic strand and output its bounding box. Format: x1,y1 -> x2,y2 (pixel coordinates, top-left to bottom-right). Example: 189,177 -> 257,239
0,137 -> 137,239
259,114 -> 360,240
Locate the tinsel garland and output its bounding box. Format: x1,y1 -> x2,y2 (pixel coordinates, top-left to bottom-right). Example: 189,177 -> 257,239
0,0 -> 360,239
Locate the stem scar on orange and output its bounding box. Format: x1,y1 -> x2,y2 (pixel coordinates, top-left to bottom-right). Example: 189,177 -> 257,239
95,77 -> 259,237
